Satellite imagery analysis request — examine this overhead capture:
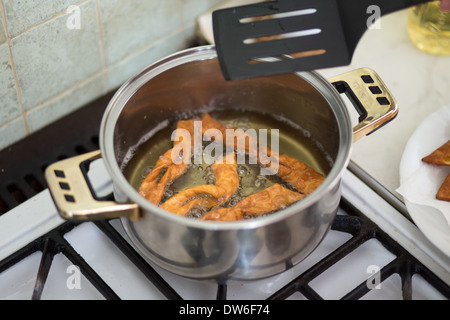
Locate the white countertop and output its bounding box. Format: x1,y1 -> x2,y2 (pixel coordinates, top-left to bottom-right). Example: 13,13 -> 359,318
198,6 -> 450,195
319,10 -> 450,195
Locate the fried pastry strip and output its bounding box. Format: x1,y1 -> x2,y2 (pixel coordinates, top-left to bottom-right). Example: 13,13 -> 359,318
276,154 -> 325,195
160,152 -> 239,215
202,183 -> 304,221
436,173 -> 450,202
201,113 -> 325,195
422,140 -> 450,166
138,119 -> 195,205
202,113 -> 266,160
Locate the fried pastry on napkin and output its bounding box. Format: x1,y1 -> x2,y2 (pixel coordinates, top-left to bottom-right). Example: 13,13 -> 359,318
421,140 -> 450,201
436,173 -> 450,202
396,162 -> 450,226
422,140 -> 450,166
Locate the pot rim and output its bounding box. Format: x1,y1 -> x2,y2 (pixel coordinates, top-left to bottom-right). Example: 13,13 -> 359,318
99,45 -> 353,230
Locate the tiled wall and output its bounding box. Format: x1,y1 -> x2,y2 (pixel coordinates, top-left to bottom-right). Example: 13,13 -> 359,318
0,0 -> 223,151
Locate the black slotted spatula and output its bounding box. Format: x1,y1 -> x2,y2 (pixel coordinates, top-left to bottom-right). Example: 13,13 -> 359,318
213,0 -> 433,80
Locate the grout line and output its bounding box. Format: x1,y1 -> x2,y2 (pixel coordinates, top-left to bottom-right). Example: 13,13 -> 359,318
0,0 -> 201,136
0,0 -> 28,134
21,22 -> 196,127
6,0 -> 89,40
24,22 -> 197,120
106,21 -> 196,72
23,68 -> 109,116
1,0 -> 89,136
0,0 -> 7,37
0,65 -> 102,133
0,114 -> 24,130
94,0 -> 108,74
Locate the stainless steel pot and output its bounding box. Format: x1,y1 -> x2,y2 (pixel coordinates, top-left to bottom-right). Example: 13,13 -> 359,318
45,46 -> 397,281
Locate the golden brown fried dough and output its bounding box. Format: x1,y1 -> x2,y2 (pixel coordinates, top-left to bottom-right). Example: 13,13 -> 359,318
139,114 -> 324,220
160,152 -> 239,215
201,113 -> 325,195
138,120 -> 196,205
276,154 -> 325,195
436,173 -> 450,202
202,183 -> 304,221
422,140 -> 450,166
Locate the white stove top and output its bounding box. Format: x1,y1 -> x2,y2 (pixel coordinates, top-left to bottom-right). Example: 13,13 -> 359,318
1,159 -> 448,300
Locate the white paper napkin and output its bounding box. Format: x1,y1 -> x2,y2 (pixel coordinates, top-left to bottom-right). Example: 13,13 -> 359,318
397,159 -> 450,227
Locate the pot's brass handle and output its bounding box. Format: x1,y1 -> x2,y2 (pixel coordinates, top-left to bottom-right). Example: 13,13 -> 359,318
45,150 -> 140,221
328,68 -> 398,142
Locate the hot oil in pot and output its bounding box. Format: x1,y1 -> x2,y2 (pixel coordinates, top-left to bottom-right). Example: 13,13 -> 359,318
123,110 -> 332,217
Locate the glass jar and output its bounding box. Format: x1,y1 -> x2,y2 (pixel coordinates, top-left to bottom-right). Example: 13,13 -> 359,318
408,1 -> 450,55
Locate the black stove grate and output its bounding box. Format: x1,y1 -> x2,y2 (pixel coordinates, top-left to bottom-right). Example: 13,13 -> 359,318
0,92 -> 449,300
1,197 -> 449,300
269,198 -> 450,300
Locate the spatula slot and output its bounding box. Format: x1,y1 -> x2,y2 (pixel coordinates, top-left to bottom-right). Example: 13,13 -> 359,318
212,0 -> 350,79
248,49 -> 327,64
239,8 -> 317,23
243,28 -> 321,44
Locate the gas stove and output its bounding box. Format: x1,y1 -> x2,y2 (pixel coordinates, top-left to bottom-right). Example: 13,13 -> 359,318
0,92 -> 449,300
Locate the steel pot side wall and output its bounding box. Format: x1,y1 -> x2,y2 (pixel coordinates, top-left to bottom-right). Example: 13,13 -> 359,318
125,180 -> 341,280
100,46 -> 352,280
